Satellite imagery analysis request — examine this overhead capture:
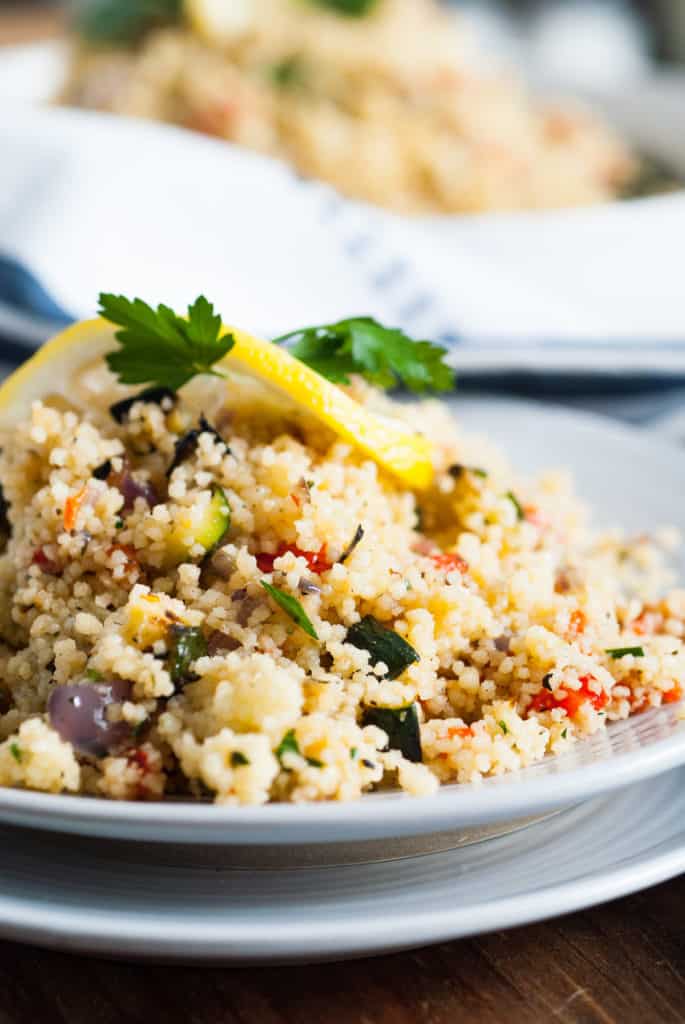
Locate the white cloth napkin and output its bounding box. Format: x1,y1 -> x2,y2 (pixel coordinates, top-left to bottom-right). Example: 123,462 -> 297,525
1,102 -> 685,380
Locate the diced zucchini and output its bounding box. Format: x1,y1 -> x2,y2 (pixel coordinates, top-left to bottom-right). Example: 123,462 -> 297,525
168,486 -> 231,563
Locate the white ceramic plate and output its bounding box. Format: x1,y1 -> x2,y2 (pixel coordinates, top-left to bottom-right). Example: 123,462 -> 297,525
0,765 -> 684,962
0,397 -> 682,845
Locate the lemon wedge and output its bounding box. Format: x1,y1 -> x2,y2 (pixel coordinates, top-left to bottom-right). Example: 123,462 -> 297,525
184,0 -> 254,44
0,319 -> 434,491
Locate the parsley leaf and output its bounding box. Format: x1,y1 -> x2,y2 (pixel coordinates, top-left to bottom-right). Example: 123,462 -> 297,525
75,0 -> 181,44
261,581 -> 319,639
605,646 -> 645,659
310,0 -> 378,14
273,317 -> 454,393
100,294 -> 233,392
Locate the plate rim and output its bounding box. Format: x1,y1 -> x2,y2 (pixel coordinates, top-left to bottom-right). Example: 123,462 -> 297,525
0,770 -> 683,960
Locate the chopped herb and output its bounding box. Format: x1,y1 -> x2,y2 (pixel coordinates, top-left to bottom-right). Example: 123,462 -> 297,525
310,0 -> 378,14
115,519 -> 125,530
109,385 -> 177,424
275,729 -> 321,768
339,524 -> 365,564
166,416 -> 230,477
261,581 -> 319,639
361,704 -> 422,763
414,504 -> 424,531
276,729 -> 299,763
350,747 -> 358,760
472,467 -> 488,479
86,669 -> 104,682
498,720 -> 509,735
346,615 -> 420,680
101,294 -> 233,393
274,317 -> 454,393
542,673 -> 553,691
605,646 -> 645,659
132,719 -> 149,739
74,0 -> 181,44
506,491 -> 524,521
561,728 -> 568,739
9,743 -> 21,764
231,751 -> 250,767
92,459 -> 112,481
269,55 -> 306,89
166,625 -> 207,689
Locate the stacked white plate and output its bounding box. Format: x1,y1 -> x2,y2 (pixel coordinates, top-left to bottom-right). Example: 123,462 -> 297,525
0,398 -> 681,962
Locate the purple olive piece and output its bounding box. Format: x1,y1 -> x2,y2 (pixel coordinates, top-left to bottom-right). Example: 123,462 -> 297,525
48,679 -> 133,758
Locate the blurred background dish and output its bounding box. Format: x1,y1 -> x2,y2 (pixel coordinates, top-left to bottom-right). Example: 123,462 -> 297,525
57,0 -> 641,214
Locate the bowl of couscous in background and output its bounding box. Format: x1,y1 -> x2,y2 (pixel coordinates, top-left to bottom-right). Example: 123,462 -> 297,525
59,0 -> 681,215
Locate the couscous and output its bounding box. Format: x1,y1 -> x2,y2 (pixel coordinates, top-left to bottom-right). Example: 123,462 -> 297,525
0,295 -> 681,804
61,0 -> 637,213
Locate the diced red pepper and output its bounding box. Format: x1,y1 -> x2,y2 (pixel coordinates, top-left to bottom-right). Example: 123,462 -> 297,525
530,673 -> 607,717
257,543 -> 332,575
430,552 -> 469,574
448,725 -> 473,739
31,547 -> 61,576
663,685 -> 682,705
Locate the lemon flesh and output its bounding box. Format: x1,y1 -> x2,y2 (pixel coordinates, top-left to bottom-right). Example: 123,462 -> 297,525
0,319 -> 434,490
184,0 -> 254,44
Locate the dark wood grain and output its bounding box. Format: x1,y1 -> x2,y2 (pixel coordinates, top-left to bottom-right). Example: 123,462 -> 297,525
0,875 -> 682,1024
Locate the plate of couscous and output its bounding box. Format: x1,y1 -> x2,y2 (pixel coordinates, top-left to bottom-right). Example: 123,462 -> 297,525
0,294 -> 682,848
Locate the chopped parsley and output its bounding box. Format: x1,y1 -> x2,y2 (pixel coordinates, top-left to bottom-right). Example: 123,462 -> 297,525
346,615 -> 420,680
498,720 -> 509,735
261,581 -> 319,639
350,747 -> 358,760
361,704 -> 422,763
311,0 -> 378,13
274,317 -> 454,393
75,0 -> 181,44
101,293 -> 233,392
561,728 -> 568,739
605,646 -> 645,659
86,669 -> 104,682
506,491 -> 525,521
275,729 -> 322,768
9,743 -> 22,764
269,56 -> 306,89
230,751 -> 250,767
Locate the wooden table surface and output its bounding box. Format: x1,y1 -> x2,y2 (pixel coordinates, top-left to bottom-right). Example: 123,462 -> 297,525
1,7 -> 684,1023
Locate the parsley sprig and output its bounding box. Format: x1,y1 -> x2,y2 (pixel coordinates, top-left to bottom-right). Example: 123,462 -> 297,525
273,317 -> 454,393
100,294 -> 233,392
101,294 -> 454,397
